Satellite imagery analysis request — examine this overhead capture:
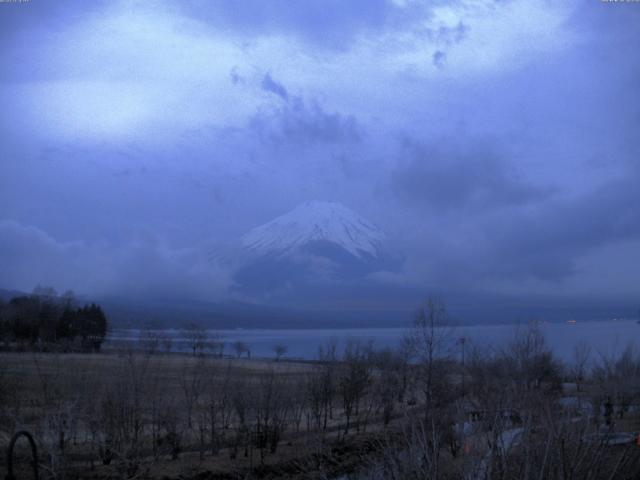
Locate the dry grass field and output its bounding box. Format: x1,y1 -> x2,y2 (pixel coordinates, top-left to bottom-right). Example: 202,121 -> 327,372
0,350 -> 389,479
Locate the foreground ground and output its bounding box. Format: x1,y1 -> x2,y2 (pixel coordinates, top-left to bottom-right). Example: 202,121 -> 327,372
2,327 -> 640,479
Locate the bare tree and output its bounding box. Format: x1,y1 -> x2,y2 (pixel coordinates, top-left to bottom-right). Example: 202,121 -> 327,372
138,329 -> 160,355
593,344 -> 640,422
31,353 -> 83,479
230,376 -> 252,460
305,338 -> 338,434
338,339 -> 373,435
404,297 -> 453,420
158,405 -> 182,460
371,348 -> 407,427
232,340 -> 250,359
0,358 -> 20,424
252,368 -> 291,460
183,323 -> 208,356
202,360 -> 234,455
157,330 -> 174,354
95,351 -> 152,477
0,298 -> 9,348
208,331 -> 225,358
572,340 -> 592,393
272,344 -> 287,361
288,379 -> 307,433
179,357 -> 206,429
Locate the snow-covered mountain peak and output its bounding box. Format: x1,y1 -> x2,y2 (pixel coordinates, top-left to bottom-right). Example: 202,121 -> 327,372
241,201 -> 385,259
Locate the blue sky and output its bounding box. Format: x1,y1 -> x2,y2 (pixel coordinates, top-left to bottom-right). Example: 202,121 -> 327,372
0,0 -> 639,309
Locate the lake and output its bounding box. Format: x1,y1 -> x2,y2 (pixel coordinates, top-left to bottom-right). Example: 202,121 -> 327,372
105,319 -> 640,362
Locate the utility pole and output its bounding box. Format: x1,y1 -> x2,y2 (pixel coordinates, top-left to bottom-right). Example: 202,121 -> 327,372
459,336 -> 467,459
460,336 -> 466,401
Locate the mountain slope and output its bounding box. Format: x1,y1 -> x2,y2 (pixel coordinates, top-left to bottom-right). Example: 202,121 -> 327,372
231,201 -> 399,299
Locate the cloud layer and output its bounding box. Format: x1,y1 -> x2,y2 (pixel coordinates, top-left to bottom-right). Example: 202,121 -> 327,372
1,0 -> 639,315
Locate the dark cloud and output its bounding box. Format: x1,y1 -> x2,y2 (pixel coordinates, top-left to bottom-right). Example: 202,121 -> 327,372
229,67 -> 243,85
432,50 -> 446,69
261,73 -> 289,101
488,175 -> 640,280
426,21 -> 467,45
391,139 -> 549,212
249,96 -> 361,146
173,0 -> 430,50
0,219 -> 230,300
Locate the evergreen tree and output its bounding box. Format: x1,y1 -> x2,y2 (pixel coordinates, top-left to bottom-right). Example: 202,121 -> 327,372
3,292 -> 108,352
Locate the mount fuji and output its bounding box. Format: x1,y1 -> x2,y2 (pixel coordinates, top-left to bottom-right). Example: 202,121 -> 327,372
232,201 -> 400,297
241,200 -> 385,260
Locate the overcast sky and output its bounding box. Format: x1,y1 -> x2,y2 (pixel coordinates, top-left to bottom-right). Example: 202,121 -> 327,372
1,0 -> 639,309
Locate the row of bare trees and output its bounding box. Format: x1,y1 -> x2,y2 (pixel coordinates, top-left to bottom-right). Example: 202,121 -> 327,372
135,325 -> 287,361
355,300 -> 640,480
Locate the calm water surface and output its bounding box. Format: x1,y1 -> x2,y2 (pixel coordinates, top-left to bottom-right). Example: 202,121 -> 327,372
106,319 -> 640,362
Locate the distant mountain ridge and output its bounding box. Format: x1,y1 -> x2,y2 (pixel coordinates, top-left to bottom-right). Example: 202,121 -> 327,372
3,287 -> 637,329
0,288 -> 25,302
